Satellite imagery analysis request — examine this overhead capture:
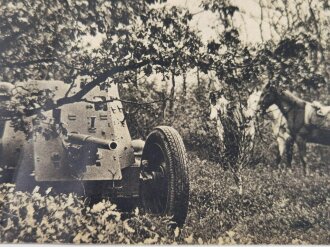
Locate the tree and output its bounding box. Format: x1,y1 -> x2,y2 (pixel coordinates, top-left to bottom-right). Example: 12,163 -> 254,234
0,0 -> 204,130
200,0 -> 328,95
254,0 -> 329,96
0,0 -> 149,81
190,0 -> 329,193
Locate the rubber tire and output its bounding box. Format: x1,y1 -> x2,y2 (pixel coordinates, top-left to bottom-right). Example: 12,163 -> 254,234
140,126 -> 189,226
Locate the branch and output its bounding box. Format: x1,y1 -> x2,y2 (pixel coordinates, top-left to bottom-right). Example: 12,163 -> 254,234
209,60 -> 261,70
23,60 -> 151,116
62,60 -> 150,103
80,97 -> 170,105
64,81 -> 76,98
191,10 -> 206,16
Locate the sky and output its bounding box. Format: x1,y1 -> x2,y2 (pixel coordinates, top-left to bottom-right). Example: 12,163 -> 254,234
82,0 -> 270,50
150,0 -> 271,90
155,0 -> 271,44
82,0 -> 325,92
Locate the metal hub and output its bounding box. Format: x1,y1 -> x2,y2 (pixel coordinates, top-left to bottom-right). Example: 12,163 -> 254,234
140,160 -> 165,182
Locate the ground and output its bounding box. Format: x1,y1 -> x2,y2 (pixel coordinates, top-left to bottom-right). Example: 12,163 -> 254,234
0,151 -> 329,244
186,153 -> 330,244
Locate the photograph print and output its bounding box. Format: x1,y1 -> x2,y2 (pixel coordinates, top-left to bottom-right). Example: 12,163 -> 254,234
0,0 -> 329,244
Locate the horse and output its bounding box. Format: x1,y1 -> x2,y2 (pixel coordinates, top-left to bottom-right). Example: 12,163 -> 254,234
210,89 -> 291,168
247,90 -> 291,168
258,82 -> 330,175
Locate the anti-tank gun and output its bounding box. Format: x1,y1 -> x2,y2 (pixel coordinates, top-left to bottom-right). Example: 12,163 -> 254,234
0,80 -> 189,226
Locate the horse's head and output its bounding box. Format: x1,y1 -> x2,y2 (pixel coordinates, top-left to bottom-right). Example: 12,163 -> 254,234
209,90 -> 228,120
258,82 -> 278,115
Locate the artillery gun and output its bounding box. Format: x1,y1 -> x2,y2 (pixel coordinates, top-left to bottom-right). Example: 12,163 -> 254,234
0,80 -> 189,225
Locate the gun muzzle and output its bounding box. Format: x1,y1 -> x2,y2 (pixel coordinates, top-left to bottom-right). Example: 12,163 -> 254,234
66,133 -> 117,150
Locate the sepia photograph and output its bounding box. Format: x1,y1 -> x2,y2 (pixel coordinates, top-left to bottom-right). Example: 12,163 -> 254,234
0,0 -> 329,244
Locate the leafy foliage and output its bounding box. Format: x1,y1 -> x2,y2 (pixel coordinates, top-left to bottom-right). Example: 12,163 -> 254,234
0,184 -> 177,244
1,150 -> 330,244
0,0 -> 328,136
121,77 -> 222,160
0,0 -> 148,82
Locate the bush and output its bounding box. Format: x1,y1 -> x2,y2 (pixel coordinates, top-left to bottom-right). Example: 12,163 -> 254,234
121,79 -> 222,161
1,151 -> 330,244
0,184 -> 180,244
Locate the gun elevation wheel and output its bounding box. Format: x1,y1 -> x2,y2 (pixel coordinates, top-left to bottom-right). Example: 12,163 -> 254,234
140,126 -> 189,226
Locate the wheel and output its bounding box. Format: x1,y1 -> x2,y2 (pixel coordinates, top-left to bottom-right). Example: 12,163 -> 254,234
140,126 -> 189,226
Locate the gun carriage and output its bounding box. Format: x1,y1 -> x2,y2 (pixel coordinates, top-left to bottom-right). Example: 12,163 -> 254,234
0,80 -> 189,225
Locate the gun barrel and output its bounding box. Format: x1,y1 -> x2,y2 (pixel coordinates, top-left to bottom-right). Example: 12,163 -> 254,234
66,133 -> 117,150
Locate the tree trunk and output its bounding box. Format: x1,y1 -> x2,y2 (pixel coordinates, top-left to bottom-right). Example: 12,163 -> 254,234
182,72 -> 187,97
259,0 -> 264,43
197,68 -> 200,87
169,72 -> 176,115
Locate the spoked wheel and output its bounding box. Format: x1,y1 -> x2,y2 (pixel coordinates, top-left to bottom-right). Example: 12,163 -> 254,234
140,126 -> 189,226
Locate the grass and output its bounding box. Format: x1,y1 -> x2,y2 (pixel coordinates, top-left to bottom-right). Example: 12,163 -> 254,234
0,151 -> 329,244
184,152 -> 330,244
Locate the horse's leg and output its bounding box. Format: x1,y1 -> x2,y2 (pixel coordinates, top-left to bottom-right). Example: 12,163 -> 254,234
230,156 -> 242,195
296,136 -> 309,176
276,137 -> 286,169
284,136 -> 294,171
269,141 -> 281,168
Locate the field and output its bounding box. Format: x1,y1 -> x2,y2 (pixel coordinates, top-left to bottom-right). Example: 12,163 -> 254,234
1,151 -> 329,244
